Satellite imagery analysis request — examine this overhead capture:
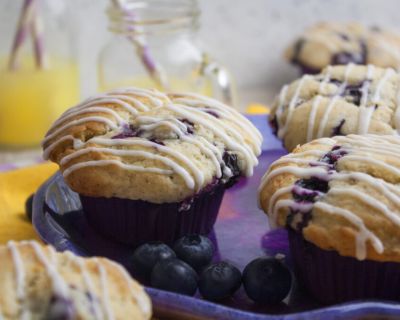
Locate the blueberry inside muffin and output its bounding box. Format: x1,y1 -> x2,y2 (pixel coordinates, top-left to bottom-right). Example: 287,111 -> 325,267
258,134 -> 400,303
269,64 -> 400,151
286,22 -> 400,74
0,241 -> 151,319
42,88 -> 262,245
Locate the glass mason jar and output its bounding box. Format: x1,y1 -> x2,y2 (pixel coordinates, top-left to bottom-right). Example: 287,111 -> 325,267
0,0 -> 79,148
98,0 -> 236,106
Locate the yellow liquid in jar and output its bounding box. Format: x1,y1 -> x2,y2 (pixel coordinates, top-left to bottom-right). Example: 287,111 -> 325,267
99,76 -> 213,97
0,57 -> 79,147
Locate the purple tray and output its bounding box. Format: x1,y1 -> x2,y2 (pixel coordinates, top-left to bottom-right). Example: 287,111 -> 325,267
32,116 -> 400,319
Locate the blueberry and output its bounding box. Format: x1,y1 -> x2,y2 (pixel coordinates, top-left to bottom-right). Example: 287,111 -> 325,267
130,242 -> 176,282
173,235 -> 213,271
25,193 -> 34,221
243,257 -> 291,304
46,296 -> 75,320
151,258 -> 198,296
199,261 -> 241,301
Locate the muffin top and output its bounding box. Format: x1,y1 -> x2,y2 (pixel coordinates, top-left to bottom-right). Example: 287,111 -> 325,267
285,21 -> 400,73
0,240 -> 151,319
258,134 -> 400,262
42,88 -> 262,203
270,64 -> 400,151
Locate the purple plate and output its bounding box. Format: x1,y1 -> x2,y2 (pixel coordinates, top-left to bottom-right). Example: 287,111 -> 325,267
32,115 -> 400,319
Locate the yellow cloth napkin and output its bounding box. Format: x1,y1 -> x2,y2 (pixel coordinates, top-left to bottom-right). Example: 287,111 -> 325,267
0,162 -> 58,244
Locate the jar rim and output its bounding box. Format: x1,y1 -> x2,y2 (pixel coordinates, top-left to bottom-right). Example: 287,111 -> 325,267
107,0 -> 200,35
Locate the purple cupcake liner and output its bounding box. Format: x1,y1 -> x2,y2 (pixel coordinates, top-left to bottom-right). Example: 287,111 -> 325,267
80,184 -> 225,247
289,229 -> 400,304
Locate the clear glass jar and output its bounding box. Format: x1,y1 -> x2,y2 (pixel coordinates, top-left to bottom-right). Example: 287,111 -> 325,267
98,0 -> 235,106
0,0 -> 80,148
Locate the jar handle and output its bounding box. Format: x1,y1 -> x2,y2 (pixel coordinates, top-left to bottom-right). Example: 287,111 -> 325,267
201,54 -> 237,107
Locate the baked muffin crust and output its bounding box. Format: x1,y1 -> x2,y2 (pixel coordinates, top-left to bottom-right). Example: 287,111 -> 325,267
270,64 -> 400,151
0,241 -> 151,319
286,21 -> 400,72
43,88 -> 262,203
259,135 -> 400,262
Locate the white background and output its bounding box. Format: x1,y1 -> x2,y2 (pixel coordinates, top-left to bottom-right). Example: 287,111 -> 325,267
5,0 -> 400,106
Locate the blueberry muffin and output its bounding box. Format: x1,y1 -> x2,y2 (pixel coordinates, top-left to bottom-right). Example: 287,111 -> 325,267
0,240 -> 151,319
270,64 -> 400,151
286,21 -> 400,74
42,87 -> 262,245
258,134 -> 400,303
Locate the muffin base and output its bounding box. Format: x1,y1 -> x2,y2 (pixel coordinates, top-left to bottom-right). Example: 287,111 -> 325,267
80,184 -> 225,247
289,229 -> 400,304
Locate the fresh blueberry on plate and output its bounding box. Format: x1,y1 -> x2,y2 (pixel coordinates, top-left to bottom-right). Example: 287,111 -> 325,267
25,193 -> 35,221
173,234 -> 213,271
243,257 -> 292,304
151,258 -> 198,296
199,261 -> 241,301
130,242 -> 176,282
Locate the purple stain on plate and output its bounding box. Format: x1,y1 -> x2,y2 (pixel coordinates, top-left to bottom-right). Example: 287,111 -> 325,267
261,228 -> 291,264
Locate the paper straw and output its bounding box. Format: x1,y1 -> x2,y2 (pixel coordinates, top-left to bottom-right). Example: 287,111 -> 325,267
111,0 -> 168,88
8,0 -> 37,71
30,2 -> 47,69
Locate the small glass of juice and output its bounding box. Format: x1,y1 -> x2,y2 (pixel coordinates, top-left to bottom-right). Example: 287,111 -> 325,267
0,0 -> 80,148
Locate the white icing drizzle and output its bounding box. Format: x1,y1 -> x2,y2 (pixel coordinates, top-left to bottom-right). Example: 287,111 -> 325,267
172,94 -> 262,148
167,103 -> 258,176
278,75 -> 311,139
357,65 -> 375,134
372,68 -> 395,103
43,88 -> 261,192
329,187 -> 400,227
4,242 -> 151,319
62,147 -> 196,189
307,66 -> 332,141
396,84 -> 400,133
317,63 -> 354,138
42,116 -> 119,147
109,261 -> 152,319
273,64 -> 400,146
95,259 -> 114,320
259,134 -> 400,260
7,241 -> 25,300
343,155 -> 400,176
63,159 -> 173,179
64,251 -> 103,320
30,242 -> 70,297
275,85 -> 288,132
314,202 -> 383,260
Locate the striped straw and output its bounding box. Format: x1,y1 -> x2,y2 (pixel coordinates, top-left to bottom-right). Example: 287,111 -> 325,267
111,0 -> 168,89
30,1 -> 47,69
8,0 -> 37,70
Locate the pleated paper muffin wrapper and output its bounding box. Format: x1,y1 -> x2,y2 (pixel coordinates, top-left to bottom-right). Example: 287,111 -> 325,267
289,229 -> 400,304
80,183 -> 226,247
